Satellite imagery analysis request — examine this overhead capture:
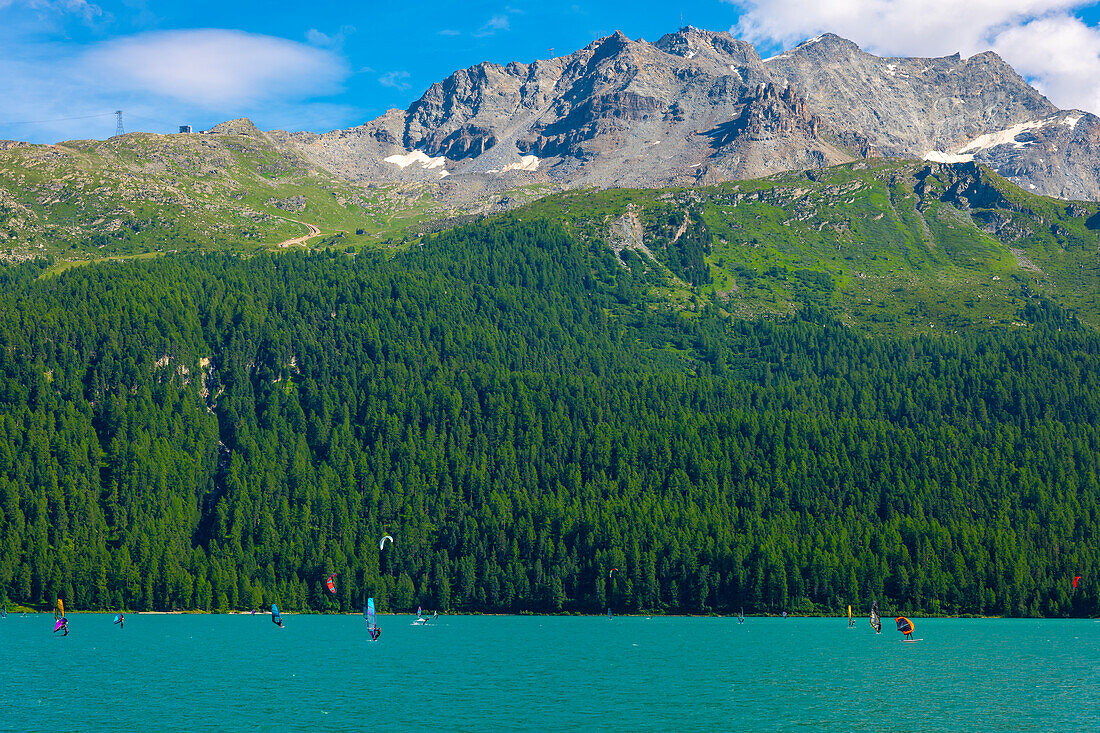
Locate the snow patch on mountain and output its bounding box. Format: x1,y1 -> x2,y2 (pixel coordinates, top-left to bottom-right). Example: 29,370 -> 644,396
499,155 -> 540,173
384,150 -> 447,170
923,151 -> 974,164
958,120 -> 1047,154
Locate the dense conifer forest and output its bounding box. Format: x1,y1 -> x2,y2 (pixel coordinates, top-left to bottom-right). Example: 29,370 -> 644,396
0,216 -> 1096,616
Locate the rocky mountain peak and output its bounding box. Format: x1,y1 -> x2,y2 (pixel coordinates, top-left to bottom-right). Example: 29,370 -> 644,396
205,118 -> 264,138
782,33 -> 862,59
271,26 -> 1100,202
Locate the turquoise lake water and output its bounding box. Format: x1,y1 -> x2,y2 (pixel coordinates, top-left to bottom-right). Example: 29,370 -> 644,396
2,614 -> 1098,731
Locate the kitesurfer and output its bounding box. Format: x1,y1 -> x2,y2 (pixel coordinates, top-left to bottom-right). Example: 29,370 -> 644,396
895,616 -> 915,640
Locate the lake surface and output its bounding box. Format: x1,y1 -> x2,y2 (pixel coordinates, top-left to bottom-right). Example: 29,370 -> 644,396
1,614 -> 1097,731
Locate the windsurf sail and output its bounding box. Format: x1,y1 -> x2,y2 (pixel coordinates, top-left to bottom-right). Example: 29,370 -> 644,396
870,600 -> 882,633
1074,575 -> 1082,588
848,605 -> 853,625
53,618 -> 65,632
896,616 -> 915,635
379,535 -> 393,550
325,573 -> 337,594
1,605 -> 6,618
55,597 -> 65,620
738,607 -> 744,623
417,606 -> 422,619
366,598 -> 377,637
607,607 -> 612,620
113,614 -> 122,625
271,604 -> 281,625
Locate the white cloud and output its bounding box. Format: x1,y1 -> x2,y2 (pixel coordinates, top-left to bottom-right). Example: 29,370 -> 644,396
306,25 -> 355,50
993,15 -> 1100,114
731,0 -> 1100,114
0,0 -> 103,23
81,29 -> 347,108
0,29 -> 355,142
379,70 -> 411,90
474,14 -> 511,37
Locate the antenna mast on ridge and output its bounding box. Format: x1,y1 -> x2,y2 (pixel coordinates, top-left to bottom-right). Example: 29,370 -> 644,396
114,110 -> 124,136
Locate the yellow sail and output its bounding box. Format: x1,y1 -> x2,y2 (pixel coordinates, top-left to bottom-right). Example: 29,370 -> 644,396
57,598 -> 65,618
847,604 -> 852,621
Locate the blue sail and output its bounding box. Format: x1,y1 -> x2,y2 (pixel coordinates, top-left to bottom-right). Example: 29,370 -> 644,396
366,598 -> 377,635
271,604 -> 281,625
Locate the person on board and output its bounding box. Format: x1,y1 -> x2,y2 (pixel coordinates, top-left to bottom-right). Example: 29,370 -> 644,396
371,625 -> 382,641
119,613 -> 124,629
273,614 -> 283,628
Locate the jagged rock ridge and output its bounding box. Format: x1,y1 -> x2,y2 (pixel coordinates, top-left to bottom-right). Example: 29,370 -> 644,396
272,27 -> 1100,201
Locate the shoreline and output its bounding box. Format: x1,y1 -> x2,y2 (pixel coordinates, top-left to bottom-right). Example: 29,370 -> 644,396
5,608 -> 1095,620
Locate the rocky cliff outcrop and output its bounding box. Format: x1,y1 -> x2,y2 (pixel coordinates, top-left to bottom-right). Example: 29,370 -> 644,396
273,26 -> 1100,201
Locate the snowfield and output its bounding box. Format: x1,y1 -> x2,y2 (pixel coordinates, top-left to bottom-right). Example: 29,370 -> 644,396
384,151 -> 447,170
923,151 -> 974,164
958,120 -> 1047,154
499,155 -> 540,173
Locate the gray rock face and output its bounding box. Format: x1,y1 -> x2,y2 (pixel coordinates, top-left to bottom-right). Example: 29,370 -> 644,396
764,33 -> 1100,200
764,34 -> 1055,155
275,27 -> 1100,201
958,111 -> 1100,201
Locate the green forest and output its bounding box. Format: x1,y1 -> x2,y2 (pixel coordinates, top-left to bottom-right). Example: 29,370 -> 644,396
0,215 -> 1097,617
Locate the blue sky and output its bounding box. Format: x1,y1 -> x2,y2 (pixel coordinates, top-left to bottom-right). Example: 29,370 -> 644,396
2,0 -> 1099,143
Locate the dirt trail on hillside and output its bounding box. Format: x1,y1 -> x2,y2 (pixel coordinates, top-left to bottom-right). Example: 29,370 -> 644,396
276,220 -> 321,247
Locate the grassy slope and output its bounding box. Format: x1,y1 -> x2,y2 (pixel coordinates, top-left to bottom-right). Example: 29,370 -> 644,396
0,130 -> 440,265
2,132 -> 1097,334
521,160 -> 1100,333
